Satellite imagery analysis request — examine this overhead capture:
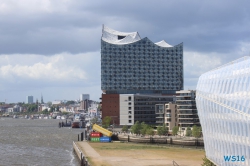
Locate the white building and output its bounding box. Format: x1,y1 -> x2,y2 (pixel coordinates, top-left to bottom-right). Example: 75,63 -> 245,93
80,94 -> 90,101
52,100 -> 62,105
196,56 -> 250,166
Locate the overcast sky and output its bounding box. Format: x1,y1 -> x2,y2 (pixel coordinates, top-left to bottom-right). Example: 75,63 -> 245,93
0,0 -> 250,103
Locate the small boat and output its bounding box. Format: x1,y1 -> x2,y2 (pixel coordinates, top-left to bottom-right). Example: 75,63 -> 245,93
56,116 -> 61,120
71,121 -> 80,128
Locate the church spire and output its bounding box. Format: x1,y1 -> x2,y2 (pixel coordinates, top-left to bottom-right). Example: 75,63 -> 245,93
41,93 -> 44,104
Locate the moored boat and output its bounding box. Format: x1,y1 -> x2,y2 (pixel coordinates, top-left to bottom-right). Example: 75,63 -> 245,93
71,121 -> 80,128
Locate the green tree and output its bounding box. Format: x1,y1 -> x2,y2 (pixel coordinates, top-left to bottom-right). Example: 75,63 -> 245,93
192,125 -> 202,138
172,126 -> 179,136
47,101 -> 52,107
66,100 -> 75,106
186,127 -> 192,136
157,126 -> 163,136
162,124 -> 168,136
50,106 -> 55,112
42,109 -> 49,115
157,124 -> 168,137
131,121 -> 141,135
140,122 -> 149,136
122,125 -> 128,133
27,104 -> 37,112
201,156 -> 216,166
102,116 -> 112,128
146,127 -> 154,136
91,117 -> 98,125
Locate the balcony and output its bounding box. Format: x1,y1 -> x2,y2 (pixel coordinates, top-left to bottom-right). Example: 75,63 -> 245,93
178,120 -> 199,124
178,111 -> 197,115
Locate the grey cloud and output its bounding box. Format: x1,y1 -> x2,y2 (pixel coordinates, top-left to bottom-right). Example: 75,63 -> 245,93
0,0 -> 250,55
0,0 -> 250,102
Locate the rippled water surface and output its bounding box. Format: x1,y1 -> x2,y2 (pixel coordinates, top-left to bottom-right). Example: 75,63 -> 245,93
0,118 -> 81,166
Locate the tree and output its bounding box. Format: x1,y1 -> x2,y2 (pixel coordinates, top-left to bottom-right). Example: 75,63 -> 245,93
102,116 -> 112,128
157,124 -> 168,137
172,126 -> 179,136
42,109 -> 49,115
192,125 -> 202,138
47,101 -> 52,107
140,122 -> 149,136
186,127 -> 192,136
122,125 -> 128,133
131,121 -> 141,135
66,100 -> 75,106
27,104 -> 37,112
50,106 -> 55,112
90,117 -> 98,124
157,126 -> 163,136
201,156 -> 216,166
91,117 -> 98,125
162,124 -> 168,136
146,127 -> 154,136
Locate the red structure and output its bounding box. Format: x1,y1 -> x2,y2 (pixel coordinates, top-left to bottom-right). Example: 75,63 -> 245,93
90,132 -> 103,137
101,94 -> 120,125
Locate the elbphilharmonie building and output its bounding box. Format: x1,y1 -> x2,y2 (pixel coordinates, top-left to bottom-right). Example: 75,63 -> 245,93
101,25 -> 183,94
101,25 -> 183,125
196,57 -> 250,166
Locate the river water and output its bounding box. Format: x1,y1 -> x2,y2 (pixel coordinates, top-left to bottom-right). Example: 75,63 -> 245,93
0,118 -> 81,166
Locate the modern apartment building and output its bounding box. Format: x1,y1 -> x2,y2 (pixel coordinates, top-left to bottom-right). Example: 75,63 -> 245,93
176,90 -> 199,129
101,25 -> 183,125
26,96 -> 33,104
196,57 -> 250,165
155,102 -> 177,130
102,93 -> 176,126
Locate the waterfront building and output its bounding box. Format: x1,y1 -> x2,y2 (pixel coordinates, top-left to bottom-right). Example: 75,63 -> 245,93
102,93 -> 176,126
155,102 -> 177,131
26,96 -> 33,104
196,56 -> 250,165
101,25 -> 183,94
176,90 -> 199,135
101,25 -> 183,125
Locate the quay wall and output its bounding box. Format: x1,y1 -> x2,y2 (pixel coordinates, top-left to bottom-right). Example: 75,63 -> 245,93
73,141 -> 90,166
118,135 -> 204,146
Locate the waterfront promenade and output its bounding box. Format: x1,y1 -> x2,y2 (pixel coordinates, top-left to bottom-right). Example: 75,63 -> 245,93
74,141 -> 204,166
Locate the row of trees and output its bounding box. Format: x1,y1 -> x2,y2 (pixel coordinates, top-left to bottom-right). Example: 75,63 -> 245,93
172,125 -> 202,138
99,117 -> 202,138
122,121 -> 168,137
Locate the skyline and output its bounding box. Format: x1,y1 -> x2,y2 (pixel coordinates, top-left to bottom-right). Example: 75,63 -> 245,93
0,0 -> 250,103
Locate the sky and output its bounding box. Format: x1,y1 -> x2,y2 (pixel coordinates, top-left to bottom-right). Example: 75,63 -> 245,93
0,0 -> 250,103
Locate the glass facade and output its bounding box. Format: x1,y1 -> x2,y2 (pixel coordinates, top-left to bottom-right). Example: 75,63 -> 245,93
196,56 -> 250,166
101,26 -> 183,94
133,94 -> 175,124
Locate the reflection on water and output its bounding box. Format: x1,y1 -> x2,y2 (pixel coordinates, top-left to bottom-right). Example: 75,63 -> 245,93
0,118 -> 81,166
